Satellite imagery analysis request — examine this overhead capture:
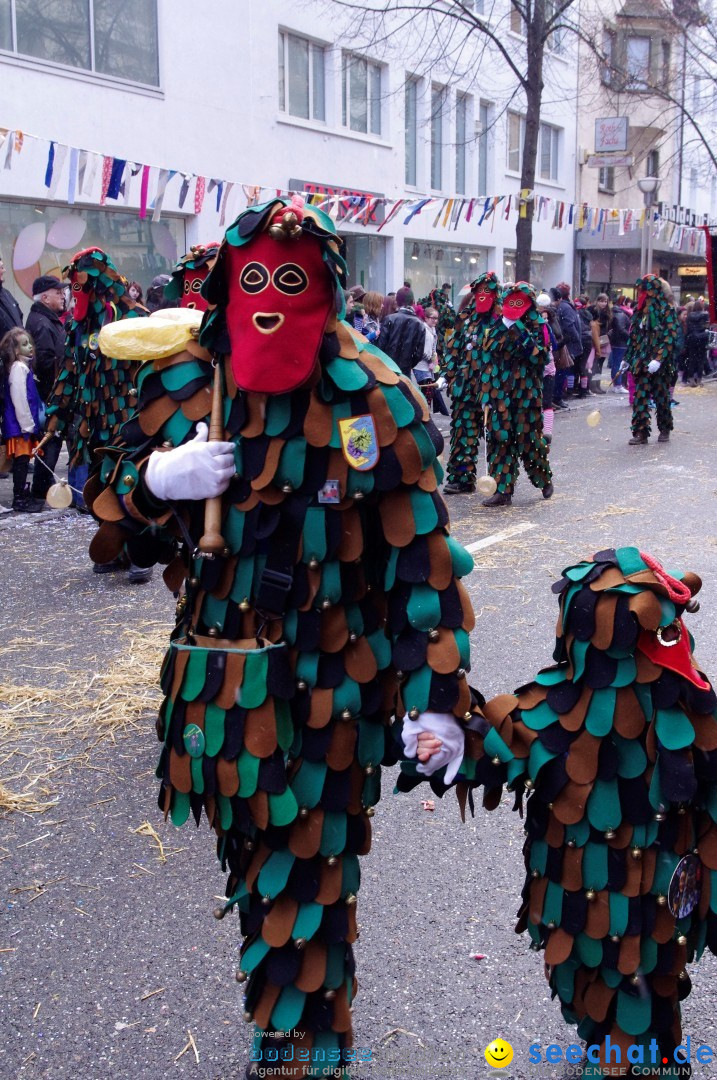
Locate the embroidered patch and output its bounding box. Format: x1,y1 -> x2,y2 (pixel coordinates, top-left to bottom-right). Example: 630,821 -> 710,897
318,479 -> 341,504
88,332 -> 100,352
338,414 -> 379,471
668,853 -> 702,918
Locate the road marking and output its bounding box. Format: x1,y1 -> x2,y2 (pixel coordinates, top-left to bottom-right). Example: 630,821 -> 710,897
464,521 -> 537,554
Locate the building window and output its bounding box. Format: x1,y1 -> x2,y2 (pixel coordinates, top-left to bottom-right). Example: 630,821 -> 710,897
405,76 -> 418,186
598,166 -> 615,193
539,123 -> 560,181
625,35 -> 650,89
477,101 -> 490,195
473,0 -> 485,13
645,149 -> 659,177
1,0 -> 159,85
342,52 -> 382,136
431,85 -> 445,190
661,40 -> 671,83
507,111 -> 524,173
455,93 -> 469,195
510,4 -> 525,34
545,0 -> 564,52
601,29 -> 616,85
279,31 -> 326,122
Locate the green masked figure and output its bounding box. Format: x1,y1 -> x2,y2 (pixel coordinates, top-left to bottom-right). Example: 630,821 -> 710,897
627,275 -> 679,446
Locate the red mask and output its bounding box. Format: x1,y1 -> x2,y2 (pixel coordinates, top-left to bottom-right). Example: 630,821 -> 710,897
637,621 -> 711,690
224,231 -> 334,393
502,291 -> 532,321
474,290 -> 494,314
636,288 -> 647,311
181,268 -> 210,311
71,275 -> 90,321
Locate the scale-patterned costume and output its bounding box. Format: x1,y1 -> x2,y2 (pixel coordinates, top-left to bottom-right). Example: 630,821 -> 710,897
627,275 -> 679,443
163,243 -> 220,311
442,273 -> 500,492
45,247 -> 147,467
417,287 -> 455,362
482,548 -> 717,1075
86,199 -> 487,1078
479,283 -> 552,501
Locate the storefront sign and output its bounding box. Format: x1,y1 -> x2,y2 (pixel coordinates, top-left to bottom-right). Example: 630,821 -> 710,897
594,117 -> 629,153
677,265 -> 705,276
288,178 -> 385,224
587,154 -> 634,168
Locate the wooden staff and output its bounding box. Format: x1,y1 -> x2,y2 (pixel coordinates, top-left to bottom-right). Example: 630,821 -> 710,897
33,416 -> 58,456
198,360 -> 227,556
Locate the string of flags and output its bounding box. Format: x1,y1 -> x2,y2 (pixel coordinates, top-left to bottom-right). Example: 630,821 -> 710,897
0,125 -> 713,256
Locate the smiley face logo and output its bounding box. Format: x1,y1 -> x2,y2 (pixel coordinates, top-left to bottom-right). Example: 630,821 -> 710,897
484,1039 -> 514,1068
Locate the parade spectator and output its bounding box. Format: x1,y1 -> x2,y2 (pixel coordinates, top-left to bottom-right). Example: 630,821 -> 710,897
608,299 -> 631,392
1,327 -> 43,512
554,282 -> 583,405
380,292 -> 397,321
376,286 -> 426,376
145,273 -> 172,312
346,284 -> 366,330
25,275 -> 66,403
589,293 -> 612,394
574,296 -> 594,398
684,297 -> 709,386
0,255 -> 23,338
127,281 -> 144,304
361,290 -> 383,342
537,292 -> 557,444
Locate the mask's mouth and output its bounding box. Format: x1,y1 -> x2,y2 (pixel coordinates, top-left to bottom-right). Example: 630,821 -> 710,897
253,312 -> 285,334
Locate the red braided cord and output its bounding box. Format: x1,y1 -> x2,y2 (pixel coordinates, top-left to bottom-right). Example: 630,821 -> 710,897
639,551 -> 692,604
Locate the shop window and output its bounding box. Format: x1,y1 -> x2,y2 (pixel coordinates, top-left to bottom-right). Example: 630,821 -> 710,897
431,85 -> 445,190
507,111 -> 524,174
455,92 -> 469,195
405,76 -> 419,185
5,0 -> 159,86
342,52 -> 382,136
279,30 -> 326,122
539,123 -> 560,181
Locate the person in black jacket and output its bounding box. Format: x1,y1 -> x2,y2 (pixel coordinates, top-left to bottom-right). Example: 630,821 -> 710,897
684,299 -> 709,386
25,275 -> 68,502
574,297 -> 594,398
0,255 -> 23,339
375,286 -> 426,377
25,275 -> 66,402
554,283 -> 583,404
608,303 -> 631,392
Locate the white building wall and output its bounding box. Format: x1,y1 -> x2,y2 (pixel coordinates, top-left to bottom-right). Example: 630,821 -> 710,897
0,0 -> 577,311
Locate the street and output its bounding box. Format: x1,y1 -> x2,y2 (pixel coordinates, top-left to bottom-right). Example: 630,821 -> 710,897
2,383 -> 717,1080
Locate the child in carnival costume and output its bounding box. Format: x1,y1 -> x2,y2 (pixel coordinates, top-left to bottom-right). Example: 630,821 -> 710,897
85,197 -> 493,1078
479,281 -> 553,507
442,272 -> 500,495
474,548 -> 717,1078
626,275 -> 679,446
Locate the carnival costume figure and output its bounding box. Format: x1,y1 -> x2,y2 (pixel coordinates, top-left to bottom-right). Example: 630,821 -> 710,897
163,242 -> 220,311
442,272 -> 500,496
479,282 -> 553,507
86,198 -> 490,1078
481,548 -> 717,1077
627,275 -> 679,446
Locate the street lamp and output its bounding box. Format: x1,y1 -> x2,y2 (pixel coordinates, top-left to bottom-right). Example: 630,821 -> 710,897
637,176 -> 661,276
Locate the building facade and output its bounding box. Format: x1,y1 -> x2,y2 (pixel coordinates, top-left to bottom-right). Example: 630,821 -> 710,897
0,0 -> 579,315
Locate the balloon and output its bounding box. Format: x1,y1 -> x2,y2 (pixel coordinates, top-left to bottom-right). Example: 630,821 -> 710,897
46,482 -> 73,509
13,262 -> 41,299
476,474 -> 497,496
47,214 -> 87,250
150,222 -> 178,263
13,222 -> 46,270
587,410 -> 601,427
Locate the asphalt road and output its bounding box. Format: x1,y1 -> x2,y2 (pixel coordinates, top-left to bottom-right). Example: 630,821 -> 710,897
2,382 -> 717,1080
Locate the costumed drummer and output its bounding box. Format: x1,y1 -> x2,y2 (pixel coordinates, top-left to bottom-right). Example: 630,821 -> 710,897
479,281 -> 553,508
86,197 -> 489,1079
475,548 -> 717,1078
626,275 -> 679,446
442,272 -> 500,496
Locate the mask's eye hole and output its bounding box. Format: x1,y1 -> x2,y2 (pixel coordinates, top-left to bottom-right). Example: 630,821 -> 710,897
240,262 -> 270,294
72,281 -> 82,292
191,279 -> 202,292
183,280 -> 191,293
273,263 -> 308,295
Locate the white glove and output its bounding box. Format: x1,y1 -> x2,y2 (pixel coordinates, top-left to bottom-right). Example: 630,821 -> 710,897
401,710 -> 466,784
618,360 -> 629,373
648,360 -> 661,374
435,376 -> 447,391
502,316 -> 514,328
145,422 -> 235,501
